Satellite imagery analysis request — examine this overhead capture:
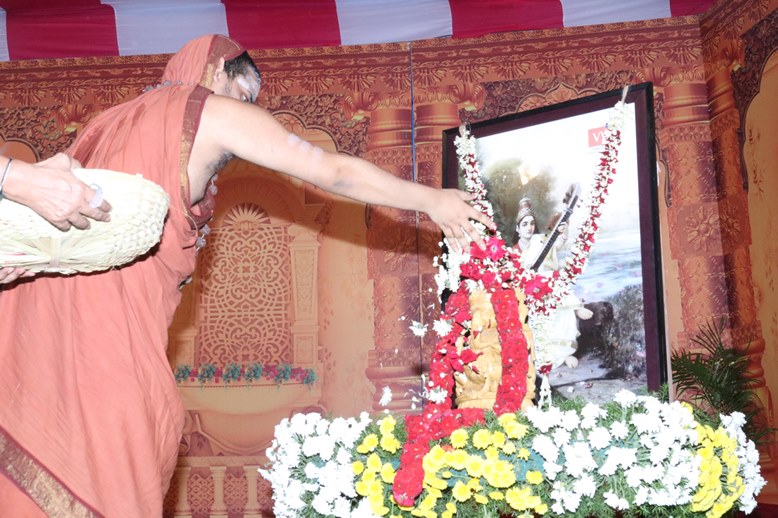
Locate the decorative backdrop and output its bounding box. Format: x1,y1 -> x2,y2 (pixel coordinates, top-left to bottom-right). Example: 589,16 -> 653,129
0,0 -> 715,61
0,0 -> 776,515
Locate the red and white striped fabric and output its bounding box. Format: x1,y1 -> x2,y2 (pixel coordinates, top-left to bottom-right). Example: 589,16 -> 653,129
0,0 -> 714,61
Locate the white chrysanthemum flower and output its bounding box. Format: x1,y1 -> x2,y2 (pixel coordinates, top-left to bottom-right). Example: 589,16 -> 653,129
610,420 -> 629,440
562,442 -> 596,478
587,426 -> 611,450
614,389 -> 637,407
379,386 -> 393,407
433,318 -> 453,337
603,490 -> 629,510
532,434 -> 559,462
409,320 -> 427,337
550,426 -> 570,448
425,386 -> 448,404
574,474 -> 597,497
580,403 -> 605,429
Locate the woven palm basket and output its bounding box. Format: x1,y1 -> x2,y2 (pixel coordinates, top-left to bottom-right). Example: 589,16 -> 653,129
0,168 -> 170,274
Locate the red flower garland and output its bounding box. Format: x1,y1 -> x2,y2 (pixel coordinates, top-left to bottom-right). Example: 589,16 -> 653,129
394,102 -> 626,505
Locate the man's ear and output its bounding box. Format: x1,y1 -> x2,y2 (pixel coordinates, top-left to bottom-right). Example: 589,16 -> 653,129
212,56 -> 226,83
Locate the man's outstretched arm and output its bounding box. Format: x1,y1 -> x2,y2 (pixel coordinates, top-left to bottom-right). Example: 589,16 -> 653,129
191,94 -> 492,251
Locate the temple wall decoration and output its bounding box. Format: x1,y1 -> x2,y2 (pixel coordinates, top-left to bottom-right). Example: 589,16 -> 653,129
0,1 -> 776,513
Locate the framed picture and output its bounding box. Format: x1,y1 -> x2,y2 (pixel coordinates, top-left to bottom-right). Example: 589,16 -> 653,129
442,82 -> 665,403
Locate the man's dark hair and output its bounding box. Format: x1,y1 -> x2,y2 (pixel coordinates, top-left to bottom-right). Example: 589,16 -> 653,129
224,51 -> 261,85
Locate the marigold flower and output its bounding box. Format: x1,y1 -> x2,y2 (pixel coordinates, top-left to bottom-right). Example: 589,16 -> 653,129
526,470 -> 543,485
380,434 -> 401,453
452,481 -> 472,502
379,415 -> 397,436
381,463 -> 395,484
366,453 -> 382,472
357,433 -> 379,454
465,455 -> 484,477
450,428 -> 469,448
483,459 -> 516,488
448,449 -> 468,470
472,429 -> 492,449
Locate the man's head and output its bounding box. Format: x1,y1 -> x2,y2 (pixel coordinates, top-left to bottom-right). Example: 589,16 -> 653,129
211,51 -> 261,103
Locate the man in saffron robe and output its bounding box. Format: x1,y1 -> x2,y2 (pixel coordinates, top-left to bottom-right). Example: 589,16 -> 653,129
0,35 -> 489,517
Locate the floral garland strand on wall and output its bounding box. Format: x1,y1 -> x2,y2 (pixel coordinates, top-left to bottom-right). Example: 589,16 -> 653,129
174,362 -> 317,386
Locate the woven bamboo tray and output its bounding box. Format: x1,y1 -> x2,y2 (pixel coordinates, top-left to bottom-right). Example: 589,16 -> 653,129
0,168 -> 170,274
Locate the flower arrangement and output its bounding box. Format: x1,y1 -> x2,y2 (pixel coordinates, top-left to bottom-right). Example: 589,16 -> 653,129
261,391 -> 765,517
259,88 -> 765,516
174,362 -> 317,386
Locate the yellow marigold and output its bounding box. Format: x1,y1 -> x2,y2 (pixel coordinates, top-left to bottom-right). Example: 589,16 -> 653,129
491,431 -> 507,448
450,428 -> 469,449
353,460 -> 365,475
445,502 -> 457,513
381,463 -> 395,484
367,453 -> 383,472
474,493 -> 489,504
692,484 -> 721,512
426,487 -> 443,499
535,503 -> 549,515
484,447 -> 500,461
489,491 -> 505,500
380,434 -> 401,454
526,470 -> 543,485
356,481 -> 369,496
357,433 -> 379,454
448,449 -> 468,470
423,445 -> 447,472
497,412 -> 517,427
452,481 -> 472,502
368,493 -> 390,516
362,470 -> 377,483
442,512 -> 454,518
364,479 -> 384,497
465,455 -> 484,478
378,415 -> 396,436
472,429 -> 493,449
418,493 -> 438,511
410,510 -> 436,518
441,470 -> 453,479
710,502 -> 731,518
467,478 -> 483,491
503,420 -> 528,440
483,459 -> 517,488
516,447 -> 531,460
506,486 -> 534,511
502,441 -> 517,455
426,475 -> 448,491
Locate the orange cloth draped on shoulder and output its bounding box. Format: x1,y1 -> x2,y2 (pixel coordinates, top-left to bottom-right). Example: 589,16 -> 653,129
0,35 -> 245,517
